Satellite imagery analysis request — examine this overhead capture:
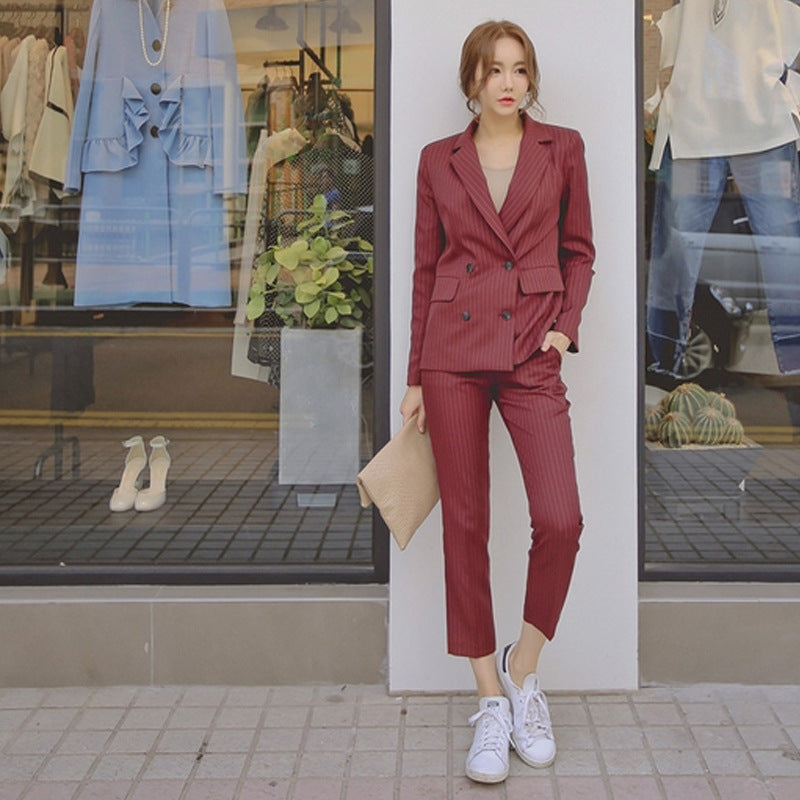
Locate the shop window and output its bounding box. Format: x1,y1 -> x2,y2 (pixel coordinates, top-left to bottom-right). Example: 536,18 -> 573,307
0,0 -> 386,581
641,0 -> 800,578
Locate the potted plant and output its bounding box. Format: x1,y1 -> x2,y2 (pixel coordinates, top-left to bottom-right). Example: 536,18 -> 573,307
245,194 -> 373,484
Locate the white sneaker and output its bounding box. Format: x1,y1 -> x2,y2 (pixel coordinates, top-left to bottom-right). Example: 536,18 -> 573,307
465,695 -> 512,783
497,642 -> 556,768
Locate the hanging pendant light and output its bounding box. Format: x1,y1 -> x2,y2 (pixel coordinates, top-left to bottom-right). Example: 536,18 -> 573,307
329,7 -> 361,34
257,7 -> 289,31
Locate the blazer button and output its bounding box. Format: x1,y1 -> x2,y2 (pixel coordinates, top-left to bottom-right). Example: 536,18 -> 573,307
504,260 -> 513,271
465,262 -> 474,273
150,82 -> 162,95
150,125 -> 159,138
462,311 -> 471,321
501,310 -> 512,320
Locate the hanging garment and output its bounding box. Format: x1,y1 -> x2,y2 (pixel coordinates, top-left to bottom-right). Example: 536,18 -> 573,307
648,0 -> 800,169
64,0 -> 246,307
30,46 -> 74,190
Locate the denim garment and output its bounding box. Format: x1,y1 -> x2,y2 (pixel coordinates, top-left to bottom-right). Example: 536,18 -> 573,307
65,0 -> 246,307
646,141 -> 800,375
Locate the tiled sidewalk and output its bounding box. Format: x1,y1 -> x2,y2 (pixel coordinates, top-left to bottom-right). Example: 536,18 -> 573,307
1,684 -> 799,800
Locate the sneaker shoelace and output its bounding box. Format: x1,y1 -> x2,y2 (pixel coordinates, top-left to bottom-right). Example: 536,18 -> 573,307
518,687 -> 553,747
468,704 -> 512,756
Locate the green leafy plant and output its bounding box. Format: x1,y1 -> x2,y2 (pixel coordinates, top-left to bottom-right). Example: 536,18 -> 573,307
245,194 -> 373,329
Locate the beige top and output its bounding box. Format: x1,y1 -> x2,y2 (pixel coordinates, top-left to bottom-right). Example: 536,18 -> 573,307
482,164 -> 514,212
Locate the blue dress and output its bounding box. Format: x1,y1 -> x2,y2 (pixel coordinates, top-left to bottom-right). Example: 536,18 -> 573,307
65,0 -> 246,307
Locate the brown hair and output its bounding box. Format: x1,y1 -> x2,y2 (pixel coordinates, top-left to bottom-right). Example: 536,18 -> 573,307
459,20 -> 540,116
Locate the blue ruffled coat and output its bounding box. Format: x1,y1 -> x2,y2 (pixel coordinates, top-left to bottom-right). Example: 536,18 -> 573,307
65,0 -> 246,307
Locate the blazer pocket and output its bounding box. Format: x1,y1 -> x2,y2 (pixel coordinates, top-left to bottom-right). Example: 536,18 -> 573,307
518,266 -> 564,294
430,276 -> 459,302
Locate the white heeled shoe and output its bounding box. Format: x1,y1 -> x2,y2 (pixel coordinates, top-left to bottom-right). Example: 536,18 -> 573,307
109,436 -> 147,512
134,436 -> 171,512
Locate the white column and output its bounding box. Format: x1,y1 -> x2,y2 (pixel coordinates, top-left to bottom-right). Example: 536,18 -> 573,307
389,0 -> 639,691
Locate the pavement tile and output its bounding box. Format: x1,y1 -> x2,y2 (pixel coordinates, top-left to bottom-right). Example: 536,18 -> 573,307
193,752 -> 247,780
256,727 -> 304,752
594,724 -> 645,749
0,689 -> 46,709
180,687 -> 227,707
357,705 -> 403,727
5,730 -> 62,755
133,688 -> 183,708
634,703 -> 683,726
725,702 -> 778,726
403,726 -> 446,750
661,776 -> 716,800
223,687 -> 270,707
237,779 -> 290,800
127,778 -> 186,800
0,755 -> 45,781
166,707 -> 217,729
773,703 -> 800,726
602,748 -> 654,775
643,725 -> 695,750
451,776 -> 506,797
557,724 -> 597,750
86,687 -> 137,707
296,750 -> 350,778
157,729 -> 207,754
57,730 -> 111,755
554,776 -> 611,799
397,776 -> 448,800
588,703 -> 637,726
43,688 -> 92,708
750,748 -> 800,777
140,754 -> 196,781
399,749 -> 447,777
353,726 -> 398,751
402,705 -> 448,727
552,749 -> 602,776
24,709 -> 78,731
205,728 -> 254,753
607,775 -> 665,800
549,704 -> 589,726
268,687 -> 316,705
680,703 -> 729,726
0,711 -> 30,731
37,754 -> 95,782
712,776 -> 772,800
22,784 -> 80,800
247,751 -> 298,779
106,729 -> 160,754
182,779 -> 239,799
120,708 -> 171,730
213,707 -> 263,728
0,785 -> 25,800
702,748 -> 754,775
90,753 -> 147,781
73,780 -> 132,800
505,775 -> 555,799
263,706 -> 308,728
74,708 -> 126,731
348,750 -> 397,777
292,777 -> 342,800
651,748 -> 705,776
693,724 -> 745,750
344,777 -> 395,799
767,777 -> 800,800
304,726 -> 354,751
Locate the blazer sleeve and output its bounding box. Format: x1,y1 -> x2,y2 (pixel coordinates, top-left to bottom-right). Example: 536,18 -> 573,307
554,130 -> 595,352
406,147 -> 442,385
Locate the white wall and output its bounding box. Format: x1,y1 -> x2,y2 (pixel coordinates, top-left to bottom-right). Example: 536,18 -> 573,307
389,0 -> 639,691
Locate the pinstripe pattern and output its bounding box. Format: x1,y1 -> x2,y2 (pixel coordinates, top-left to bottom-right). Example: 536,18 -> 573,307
422,349 -> 582,657
406,114 -> 594,658
407,115 -> 594,386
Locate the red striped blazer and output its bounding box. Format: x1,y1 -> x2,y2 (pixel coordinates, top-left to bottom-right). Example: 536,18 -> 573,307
406,115 -> 595,385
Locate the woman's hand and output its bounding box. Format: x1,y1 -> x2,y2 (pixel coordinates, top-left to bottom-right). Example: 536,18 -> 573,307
541,330 -> 571,357
400,385 -> 426,433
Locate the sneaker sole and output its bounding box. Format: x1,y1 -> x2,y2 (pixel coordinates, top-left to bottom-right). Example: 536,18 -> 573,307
510,735 -> 556,769
466,766 -> 509,783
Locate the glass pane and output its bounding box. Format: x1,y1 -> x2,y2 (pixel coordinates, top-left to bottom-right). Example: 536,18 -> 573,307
642,0 -> 800,573
0,0 -> 377,572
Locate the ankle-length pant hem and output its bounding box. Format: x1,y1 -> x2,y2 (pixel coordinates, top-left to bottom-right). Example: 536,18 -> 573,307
421,348 -> 583,659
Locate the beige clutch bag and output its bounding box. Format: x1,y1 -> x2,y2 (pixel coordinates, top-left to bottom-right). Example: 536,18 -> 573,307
356,416 -> 439,550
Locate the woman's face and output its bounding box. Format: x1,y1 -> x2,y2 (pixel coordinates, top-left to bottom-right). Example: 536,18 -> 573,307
474,36 -> 530,118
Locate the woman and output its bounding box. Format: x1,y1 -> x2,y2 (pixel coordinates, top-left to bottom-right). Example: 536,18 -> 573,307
400,20 -> 594,784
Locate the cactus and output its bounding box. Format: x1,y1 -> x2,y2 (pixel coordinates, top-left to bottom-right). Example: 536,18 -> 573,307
707,391 -> 736,419
721,417 -> 745,445
666,382 -> 708,419
692,406 -> 727,446
645,405 -> 664,441
659,411 -> 693,448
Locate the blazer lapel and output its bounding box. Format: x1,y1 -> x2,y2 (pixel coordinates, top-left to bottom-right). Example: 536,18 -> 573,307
500,117 -> 554,235
449,122 -> 515,253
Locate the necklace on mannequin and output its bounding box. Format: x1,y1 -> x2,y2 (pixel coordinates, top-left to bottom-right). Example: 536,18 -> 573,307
138,0 -> 171,67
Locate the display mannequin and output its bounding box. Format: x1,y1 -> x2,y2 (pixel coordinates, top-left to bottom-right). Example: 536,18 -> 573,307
646,0 -> 800,375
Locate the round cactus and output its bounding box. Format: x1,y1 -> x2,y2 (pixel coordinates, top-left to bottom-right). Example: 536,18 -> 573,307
707,391 -> 736,419
692,406 -> 727,446
666,382 -> 709,419
645,405 -> 665,441
721,417 -> 745,445
659,411 -> 693,448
